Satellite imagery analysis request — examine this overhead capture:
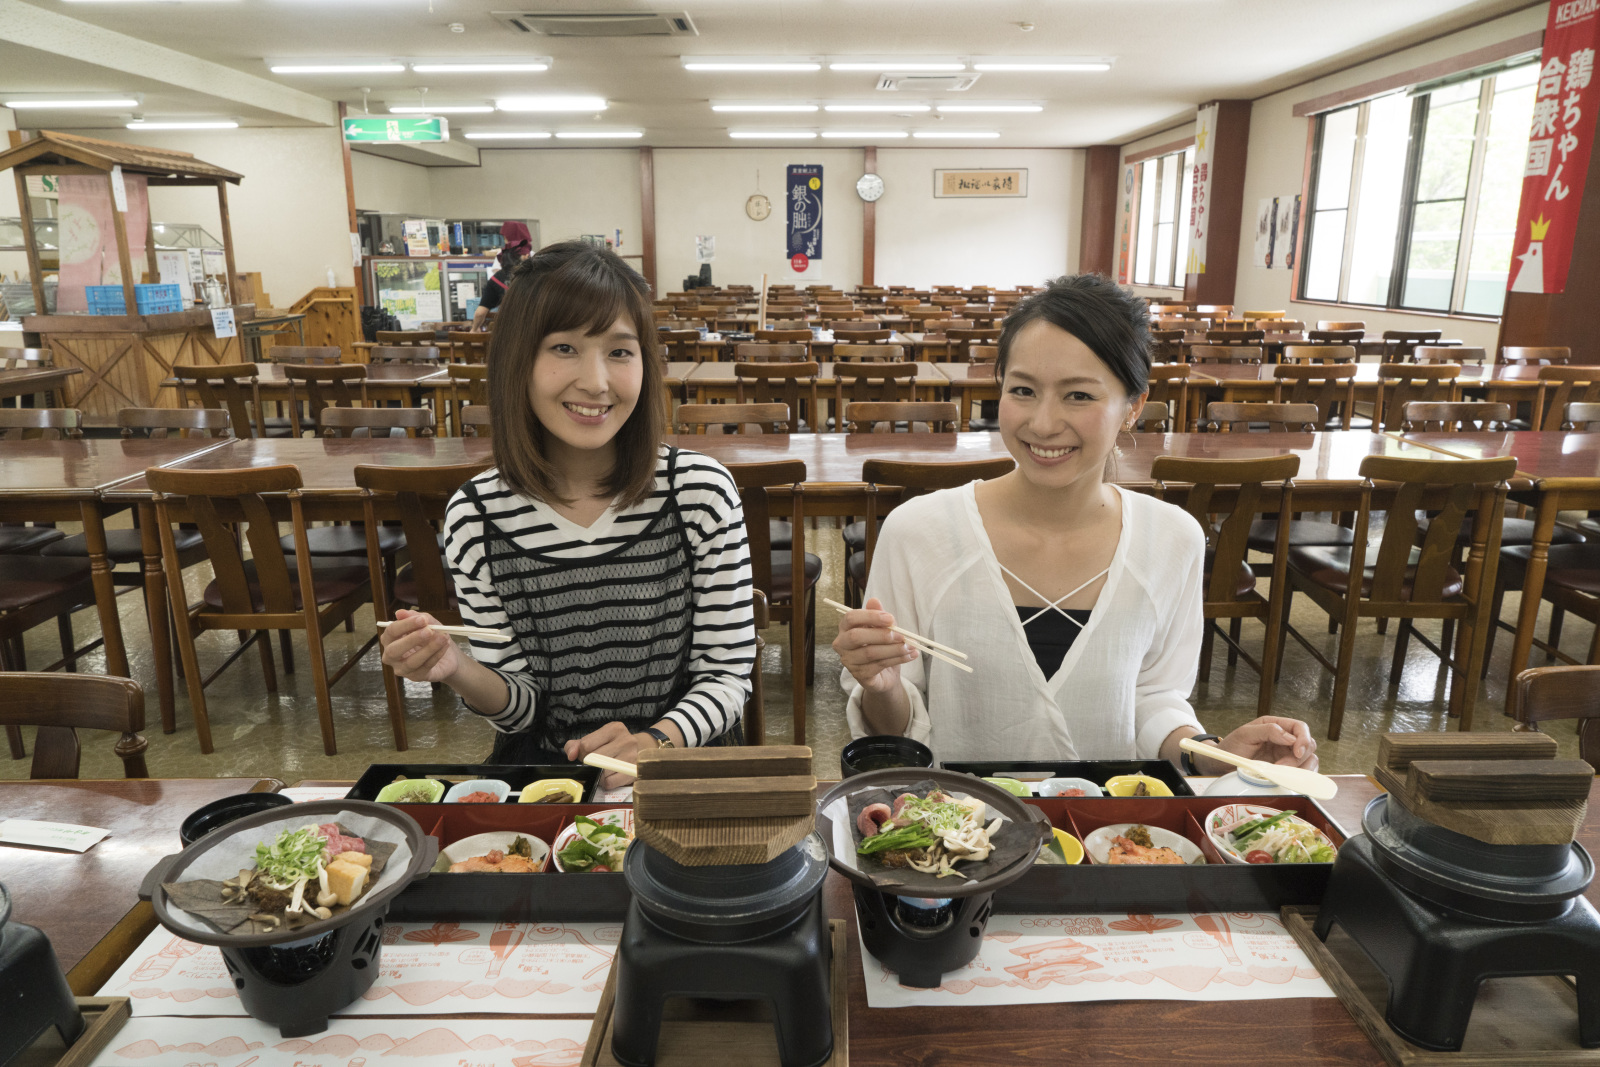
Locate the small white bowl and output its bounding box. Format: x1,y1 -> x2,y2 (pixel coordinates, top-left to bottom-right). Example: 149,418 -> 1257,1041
441,831 -> 550,871
1205,803 -> 1337,865
1037,777 -> 1104,798
1201,766 -> 1295,797
1083,823 -> 1206,865
444,779 -> 511,804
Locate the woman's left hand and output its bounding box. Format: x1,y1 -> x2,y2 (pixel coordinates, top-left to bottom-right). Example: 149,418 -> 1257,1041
1217,716 -> 1318,770
564,722 -> 648,789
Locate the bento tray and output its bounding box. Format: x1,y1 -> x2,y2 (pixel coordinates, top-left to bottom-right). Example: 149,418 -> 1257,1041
347,763 -> 602,803
940,758 -> 1195,796
386,802 -> 632,922
993,795 -> 1347,914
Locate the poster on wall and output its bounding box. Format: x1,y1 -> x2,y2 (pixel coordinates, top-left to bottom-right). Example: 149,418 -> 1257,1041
1186,103 -> 1219,276
401,219 -> 432,258
1277,194 -> 1300,270
55,173 -> 150,313
696,235 -> 716,263
1253,198 -> 1276,268
1117,166 -> 1133,283
1507,1 -> 1600,294
933,169 -> 1028,197
786,164 -> 823,262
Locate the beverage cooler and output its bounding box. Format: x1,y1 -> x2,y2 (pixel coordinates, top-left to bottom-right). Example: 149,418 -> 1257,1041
363,256 -> 500,327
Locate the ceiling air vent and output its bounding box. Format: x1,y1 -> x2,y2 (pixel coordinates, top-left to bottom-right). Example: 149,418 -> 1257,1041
876,74 -> 980,92
492,11 -> 698,36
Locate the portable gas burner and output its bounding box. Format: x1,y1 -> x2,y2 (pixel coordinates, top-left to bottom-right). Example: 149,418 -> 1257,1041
1315,793 -> 1600,1051
0,882 -> 85,1066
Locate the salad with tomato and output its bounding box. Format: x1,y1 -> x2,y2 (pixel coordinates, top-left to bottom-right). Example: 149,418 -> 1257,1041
1219,809 -> 1337,864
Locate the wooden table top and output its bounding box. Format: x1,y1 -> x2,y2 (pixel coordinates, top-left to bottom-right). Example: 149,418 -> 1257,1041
703,330 -> 913,347
0,365 -> 80,398
0,437 -> 230,497
1188,362 -> 1534,383
666,431 -> 1010,478
684,360 -> 947,383
1111,431 -> 1449,487
1,777 -> 281,973
1399,429 -> 1600,481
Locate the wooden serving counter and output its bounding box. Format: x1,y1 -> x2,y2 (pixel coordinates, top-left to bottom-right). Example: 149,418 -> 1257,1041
21,304 -> 255,424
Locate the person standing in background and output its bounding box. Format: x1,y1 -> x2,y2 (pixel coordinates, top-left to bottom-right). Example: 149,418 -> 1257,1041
472,221 -> 534,330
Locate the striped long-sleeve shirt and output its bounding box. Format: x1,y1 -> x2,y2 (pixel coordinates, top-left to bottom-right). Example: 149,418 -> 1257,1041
443,447 -> 756,748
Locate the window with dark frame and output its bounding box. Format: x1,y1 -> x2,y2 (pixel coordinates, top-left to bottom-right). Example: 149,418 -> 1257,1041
1129,145 -> 1197,288
1298,58 -> 1537,316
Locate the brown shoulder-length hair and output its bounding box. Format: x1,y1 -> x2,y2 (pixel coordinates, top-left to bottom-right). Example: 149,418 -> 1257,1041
488,240 -> 665,508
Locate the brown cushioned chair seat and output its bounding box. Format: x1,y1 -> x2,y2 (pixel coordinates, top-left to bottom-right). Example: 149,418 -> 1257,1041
278,524 -> 404,557
769,518 -> 793,550
43,527 -> 203,563
201,560 -> 370,611
1247,519 -> 1354,552
1581,518 -> 1600,539
392,565 -> 459,612
1501,543 -> 1600,597
0,526 -> 66,554
767,551 -> 822,600
1288,545 -> 1462,599
1204,552 -> 1260,599
0,555 -> 93,611
1487,517 -> 1585,547
842,520 -> 866,552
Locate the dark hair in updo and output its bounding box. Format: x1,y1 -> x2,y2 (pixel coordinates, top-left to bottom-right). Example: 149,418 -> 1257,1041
995,274 -> 1151,398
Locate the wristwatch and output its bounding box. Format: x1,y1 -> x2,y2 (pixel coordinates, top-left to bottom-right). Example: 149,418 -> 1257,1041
643,727 -> 675,750
1181,734 -> 1221,777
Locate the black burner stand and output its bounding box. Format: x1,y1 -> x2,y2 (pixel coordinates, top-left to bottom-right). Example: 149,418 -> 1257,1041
0,920 -> 83,1065
853,885 -> 994,989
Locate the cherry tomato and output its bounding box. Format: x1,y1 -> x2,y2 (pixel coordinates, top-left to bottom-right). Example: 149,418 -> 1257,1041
1245,850 -> 1274,864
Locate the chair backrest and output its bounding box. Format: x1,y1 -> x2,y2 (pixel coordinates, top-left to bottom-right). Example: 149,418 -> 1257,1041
320,406 -> 435,438
1536,366 -> 1600,430
1149,329 -> 1186,361
1190,344 -> 1263,364
173,362 -> 263,438
1145,364 -> 1192,432
375,330 -> 437,346
931,295 -> 966,307
658,329 -> 701,361
885,296 -> 920,309
283,363 -> 368,434
1240,310 -> 1286,320
832,327 -> 893,344
1375,363 -> 1461,431
450,333 -> 492,364
675,402 -> 792,435
1512,665 -> 1600,770
0,347 -> 51,369
733,361 -> 820,426
947,327 -> 1001,345
461,405 -> 492,437
0,407 -> 84,440
118,407 -> 232,439
844,400 -> 960,434
832,361 -> 918,409
858,458 -> 1017,576
1382,329 -> 1443,360
1401,401 -> 1511,432
356,461 -> 492,624
1203,402 -> 1319,433
1205,329 -> 1266,344
1316,320 -> 1365,331
723,459 -> 807,613
756,328 -> 813,344
1502,345 -> 1571,366
1282,344 -> 1357,364
921,319 -> 973,336
968,344 -> 999,363
0,672 -> 147,779
1566,402 -> 1600,430
833,343 -> 906,362
907,307 -> 952,320
735,342 -> 810,363
1307,329 -> 1364,344
1416,345 -> 1484,365
1271,363 -> 1357,429
369,345 -> 442,364
1196,304 -> 1234,315
1151,454 -> 1299,609
266,345 -> 342,365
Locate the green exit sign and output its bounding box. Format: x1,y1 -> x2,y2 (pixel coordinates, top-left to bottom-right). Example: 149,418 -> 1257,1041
342,117 -> 450,143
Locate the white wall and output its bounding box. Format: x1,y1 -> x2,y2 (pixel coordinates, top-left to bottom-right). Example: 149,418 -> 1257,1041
876,147 -> 1083,288
428,149 -> 640,254
351,151 -> 434,216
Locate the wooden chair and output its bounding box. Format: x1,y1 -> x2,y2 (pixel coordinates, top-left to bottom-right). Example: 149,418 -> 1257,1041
1202,402 -> 1319,433
0,408 -> 83,441
1567,402 -> 1600,430
1511,666 -> 1600,771
320,407 -> 435,438
1401,401 -> 1511,432
444,363 -> 488,436
1150,330 -> 1187,363
0,347 -> 51,369
1535,367 -> 1600,430
968,345 -> 999,363
0,673 -> 147,778
735,343 -> 810,363
1417,345 -> 1485,365
1154,455 -> 1298,715
265,345 -> 342,366
449,332 -> 491,364
734,362 -> 820,431
831,363 -> 918,422
1381,330 -> 1444,361
1190,345 -> 1264,365
369,345 -> 442,364
756,328 -> 813,345
922,319 -> 973,336
357,461 -> 493,750
1307,329 -> 1365,346
1197,305 -> 1235,317
0,550 -> 96,697
1143,365 -> 1191,432
659,329 -> 703,362
1205,329 -> 1266,345
1272,364 -> 1358,430
173,363 -> 291,439
147,464 -> 375,755
283,364 -> 367,436
925,327 -> 1000,360
1282,344 -> 1357,365
1240,310 -> 1286,320
675,402 -> 791,435
931,295 -> 966,308
1279,455 -> 1515,737
725,459 -> 815,743
116,407 -> 232,439
962,307 -> 1006,325
1501,346 -> 1571,366
1374,364 -> 1460,432
1316,320 -> 1366,331
461,405 -> 492,437
833,343 -> 906,363
831,327 -> 894,345
906,308 -> 953,325
845,401 -> 960,434
375,330 -> 437,347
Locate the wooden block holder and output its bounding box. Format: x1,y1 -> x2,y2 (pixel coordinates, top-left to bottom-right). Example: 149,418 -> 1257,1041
632,746 -> 818,867
11,998 -> 131,1067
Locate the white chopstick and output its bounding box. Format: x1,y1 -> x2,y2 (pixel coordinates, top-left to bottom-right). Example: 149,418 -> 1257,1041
823,598 -> 974,673
584,753 -> 639,778
375,620 -> 511,641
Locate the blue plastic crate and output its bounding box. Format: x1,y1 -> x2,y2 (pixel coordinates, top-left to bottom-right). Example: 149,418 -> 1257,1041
83,283 -> 186,316
85,285 -> 127,315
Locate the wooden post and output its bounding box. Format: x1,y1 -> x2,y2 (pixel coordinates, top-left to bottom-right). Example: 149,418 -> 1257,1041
1079,145 -> 1121,276
337,102 -> 367,303
862,146 -> 877,288
108,172 -> 137,315
13,170 -> 46,315
215,179 -> 238,305
144,210 -> 159,284
1183,99 -> 1252,306
639,146 -> 656,293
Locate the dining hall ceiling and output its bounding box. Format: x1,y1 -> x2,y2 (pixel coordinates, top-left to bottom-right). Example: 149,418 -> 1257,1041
0,0 -> 1537,152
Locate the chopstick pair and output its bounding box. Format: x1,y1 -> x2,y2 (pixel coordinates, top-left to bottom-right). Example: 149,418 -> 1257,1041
375,620 -> 510,641
822,597 -> 973,674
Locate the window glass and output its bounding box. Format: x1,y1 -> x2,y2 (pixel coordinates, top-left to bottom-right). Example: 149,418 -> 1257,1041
1176,146 -> 1196,277
1302,107 -> 1358,299
1462,67 -> 1536,313
1315,107 -> 1359,210
1402,199 -> 1466,309
1304,209 -> 1347,299
1135,162 -> 1158,285
1152,155 -> 1175,285
1345,93 -> 1411,304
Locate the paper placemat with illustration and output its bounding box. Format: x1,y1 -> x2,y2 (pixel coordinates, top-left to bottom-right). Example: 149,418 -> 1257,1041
85,1015 -> 590,1067
861,911 -> 1334,1007
100,921 -> 618,1016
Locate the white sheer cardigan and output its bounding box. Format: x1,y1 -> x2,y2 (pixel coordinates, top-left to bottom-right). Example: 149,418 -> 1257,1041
842,482 -> 1206,764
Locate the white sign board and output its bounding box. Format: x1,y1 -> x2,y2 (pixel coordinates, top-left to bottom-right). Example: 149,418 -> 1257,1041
201,248 -> 227,276
209,307 -> 236,338
110,165 -> 127,213
696,235 -> 716,263
1186,103 -> 1219,276
185,248 -> 205,284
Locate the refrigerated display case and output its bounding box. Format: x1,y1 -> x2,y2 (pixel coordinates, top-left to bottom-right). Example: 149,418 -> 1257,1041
365,255 -> 502,324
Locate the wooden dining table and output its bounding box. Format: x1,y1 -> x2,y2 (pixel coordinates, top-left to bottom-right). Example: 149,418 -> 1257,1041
15,773 -> 1599,1065
681,358 -> 947,404
0,364 -> 80,405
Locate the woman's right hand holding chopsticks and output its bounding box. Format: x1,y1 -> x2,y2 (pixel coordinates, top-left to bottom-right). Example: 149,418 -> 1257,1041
833,597 -> 919,694
380,609 -> 464,684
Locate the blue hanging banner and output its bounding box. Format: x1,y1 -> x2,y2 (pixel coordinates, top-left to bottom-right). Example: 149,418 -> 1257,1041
786,164 -> 823,260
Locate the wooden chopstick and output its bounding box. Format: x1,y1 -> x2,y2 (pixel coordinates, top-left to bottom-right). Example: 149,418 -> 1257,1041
823,598 -> 974,674
375,620 -> 511,641
584,753 -> 639,778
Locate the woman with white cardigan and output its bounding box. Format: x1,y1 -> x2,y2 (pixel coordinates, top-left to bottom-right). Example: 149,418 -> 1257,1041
834,274 -> 1318,776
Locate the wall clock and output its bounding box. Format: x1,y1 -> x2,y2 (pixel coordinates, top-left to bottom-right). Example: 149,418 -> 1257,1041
746,193 -> 772,221
856,173 -> 885,202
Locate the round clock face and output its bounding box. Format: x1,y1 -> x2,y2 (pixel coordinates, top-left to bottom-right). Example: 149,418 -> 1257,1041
745,193 -> 772,221
856,173 -> 885,202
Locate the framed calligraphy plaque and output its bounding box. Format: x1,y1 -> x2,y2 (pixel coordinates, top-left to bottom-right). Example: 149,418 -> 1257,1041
933,168 -> 1029,198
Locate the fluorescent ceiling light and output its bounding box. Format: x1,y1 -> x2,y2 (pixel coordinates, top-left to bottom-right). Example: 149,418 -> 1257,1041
411,62 -> 551,73
554,130 -> 642,139
712,104 -> 818,113
465,130 -> 553,140
496,95 -> 607,112
913,130 -> 1000,139
936,104 -> 1043,113
828,61 -> 965,72
4,98 -> 139,109
388,105 -> 493,114
729,130 -> 817,139
127,121 -> 239,129
824,104 -> 930,113
271,63 -> 405,74
820,130 -> 908,139
682,57 -> 822,72
970,58 -> 1112,72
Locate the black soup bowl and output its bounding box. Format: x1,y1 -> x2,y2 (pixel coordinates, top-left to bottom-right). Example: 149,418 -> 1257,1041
180,792 -> 295,848
840,735 -> 933,779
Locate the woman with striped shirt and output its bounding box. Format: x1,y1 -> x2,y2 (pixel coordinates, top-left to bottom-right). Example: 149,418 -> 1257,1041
379,242 -> 755,785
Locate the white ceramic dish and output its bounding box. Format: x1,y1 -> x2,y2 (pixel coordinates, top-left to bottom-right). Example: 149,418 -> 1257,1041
1082,823 -> 1206,865
1037,777 -> 1104,798
440,831 -> 550,871
444,779 -> 511,804
550,808 -> 634,872
1204,803 -> 1337,865
1201,766 -> 1296,797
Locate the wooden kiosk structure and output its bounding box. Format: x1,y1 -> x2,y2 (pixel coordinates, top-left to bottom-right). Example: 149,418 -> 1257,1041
0,131 -> 255,422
